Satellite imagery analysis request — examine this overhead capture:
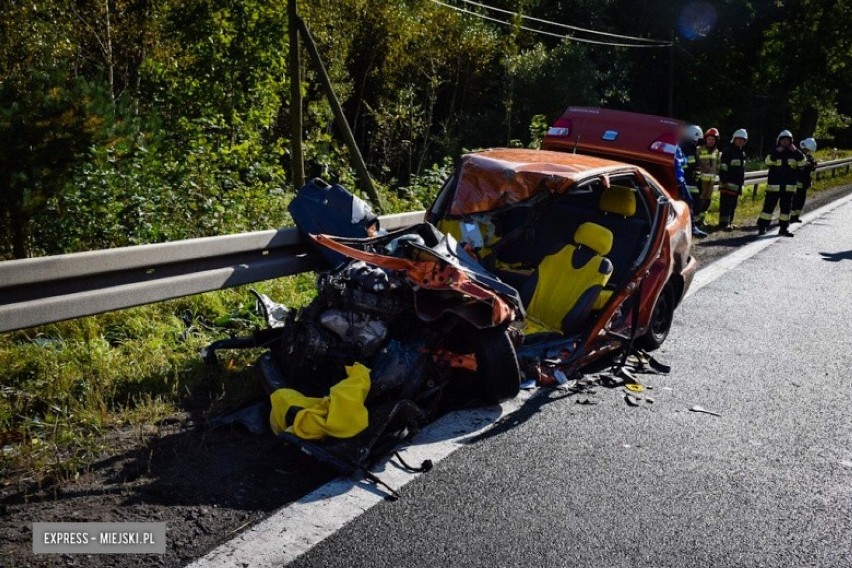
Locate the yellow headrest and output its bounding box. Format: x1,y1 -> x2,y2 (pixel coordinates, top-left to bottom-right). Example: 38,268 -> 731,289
600,185 -> 636,217
574,222 -> 613,256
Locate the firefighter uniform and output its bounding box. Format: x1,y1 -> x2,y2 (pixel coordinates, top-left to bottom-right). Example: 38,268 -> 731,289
791,147 -> 817,222
679,125 -> 707,237
681,139 -> 700,203
694,142 -> 720,225
758,132 -> 806,236
718,144 -> 747,228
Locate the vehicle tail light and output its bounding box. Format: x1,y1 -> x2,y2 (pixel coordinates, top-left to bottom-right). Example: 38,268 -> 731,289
545,117 -> 572,138
547,127 -> 570,137
649,132 -> 678,155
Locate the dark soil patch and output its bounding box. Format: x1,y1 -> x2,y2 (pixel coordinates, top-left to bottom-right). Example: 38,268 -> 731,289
1,410 -> 336,568
2,182 -> 850,568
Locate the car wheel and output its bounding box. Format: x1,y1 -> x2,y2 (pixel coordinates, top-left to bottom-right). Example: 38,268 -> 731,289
449,326 -> 521,404
636,282 -> 675,351
475,327 -> 522,403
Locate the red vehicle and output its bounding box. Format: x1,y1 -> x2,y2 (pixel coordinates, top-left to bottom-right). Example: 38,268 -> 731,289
427,107 -> 697,372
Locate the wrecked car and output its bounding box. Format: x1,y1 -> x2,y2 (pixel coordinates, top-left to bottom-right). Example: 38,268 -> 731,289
427,109 -> 696,376
205,179 -> 526,476
428,107 -> 697,377
206,108 -> 695,477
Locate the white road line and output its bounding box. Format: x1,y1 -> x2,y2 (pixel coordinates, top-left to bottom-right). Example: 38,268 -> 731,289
191,188 -> 852,568
686,190 -> 852,299
188,391 -> 534,568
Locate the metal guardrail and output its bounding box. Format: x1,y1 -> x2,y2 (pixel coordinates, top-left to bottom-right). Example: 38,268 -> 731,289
745,157 -> 851,199
1,158 -> 850,334
0,211 -> 425,333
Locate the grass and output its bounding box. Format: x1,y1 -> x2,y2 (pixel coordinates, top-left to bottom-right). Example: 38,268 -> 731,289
0,273 -> 317,486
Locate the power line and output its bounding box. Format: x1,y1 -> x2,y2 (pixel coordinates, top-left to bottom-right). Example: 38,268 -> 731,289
456,0 -> 670,45
430,0 -> 671,48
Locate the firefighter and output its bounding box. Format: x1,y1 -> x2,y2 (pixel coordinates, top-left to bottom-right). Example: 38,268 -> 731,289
758,129 -> 806,236
718,128 -> 748,231
791,137 -> 818,223
695,127 -> 721,227
679,125 -> 707,237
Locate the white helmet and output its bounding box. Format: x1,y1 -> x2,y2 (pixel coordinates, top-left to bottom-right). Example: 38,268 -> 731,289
800,137 -> 817,153
776,129 -> 794,144
684,124 -> 703,142
731,128 -> 748,142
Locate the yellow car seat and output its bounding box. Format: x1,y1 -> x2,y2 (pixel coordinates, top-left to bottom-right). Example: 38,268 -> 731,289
521,222 -> 614,335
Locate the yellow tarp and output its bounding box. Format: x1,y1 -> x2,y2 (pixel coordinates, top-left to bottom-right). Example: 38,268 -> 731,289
269,363 -> 371,440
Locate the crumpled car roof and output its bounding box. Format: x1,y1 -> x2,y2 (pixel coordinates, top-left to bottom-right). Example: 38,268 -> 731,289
449,148 -> 622,216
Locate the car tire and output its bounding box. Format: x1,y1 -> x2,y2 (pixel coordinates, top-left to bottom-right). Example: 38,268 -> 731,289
450,326 -> 521,404
475,327 -> 522,403
636,282 -> 675,351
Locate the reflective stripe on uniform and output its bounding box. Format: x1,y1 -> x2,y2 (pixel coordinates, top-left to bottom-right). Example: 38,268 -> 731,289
791,209 -> 802,216
779,213 -> 791,221
723,182 -> 741,191
730,159 -> 742,166
765,157 -> 782,166
720,163 -> 729,171
766,184 -> 780,192
759,212 -> 773,220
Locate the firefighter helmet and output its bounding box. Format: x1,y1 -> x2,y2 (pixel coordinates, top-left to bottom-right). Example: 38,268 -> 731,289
684,125 -> 703,142
800,137 -> 817,153
776,129 -> 794,144
731,128 -> 748,142
704,127 -> 720,139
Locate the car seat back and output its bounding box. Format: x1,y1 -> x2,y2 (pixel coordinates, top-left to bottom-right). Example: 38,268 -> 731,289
521,222 -> 614,335
595,185 -> 649,285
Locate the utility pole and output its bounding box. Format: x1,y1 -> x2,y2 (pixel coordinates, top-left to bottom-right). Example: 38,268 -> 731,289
668,30 -> 675,117
288,0 -> 305,190
297,17 -> 384,212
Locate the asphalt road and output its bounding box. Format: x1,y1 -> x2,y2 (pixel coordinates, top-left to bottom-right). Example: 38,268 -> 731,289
282,198 -> 852,567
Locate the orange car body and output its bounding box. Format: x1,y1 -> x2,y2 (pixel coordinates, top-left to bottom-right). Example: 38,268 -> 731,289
428,108 -> 697,368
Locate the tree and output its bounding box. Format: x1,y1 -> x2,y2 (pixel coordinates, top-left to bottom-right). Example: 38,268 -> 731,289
0,70 -> 114,258
759,0 -> 852,140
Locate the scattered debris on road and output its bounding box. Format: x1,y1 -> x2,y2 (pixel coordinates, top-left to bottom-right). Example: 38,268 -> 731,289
689,405 -> 721,417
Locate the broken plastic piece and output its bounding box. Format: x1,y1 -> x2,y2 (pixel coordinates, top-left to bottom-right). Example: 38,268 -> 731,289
615,366 -> 639,383
689,405 -> 721,417
250,289 -> 289,328
625,383 -> 645,393
624,394 -> 641,407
